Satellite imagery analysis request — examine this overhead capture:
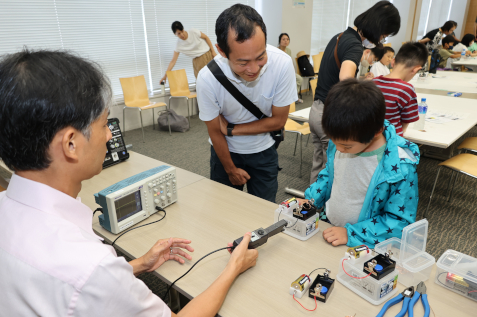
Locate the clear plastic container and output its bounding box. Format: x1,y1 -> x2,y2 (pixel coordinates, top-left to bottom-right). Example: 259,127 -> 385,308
435,250 -> 477,301
375,219 -> 435,287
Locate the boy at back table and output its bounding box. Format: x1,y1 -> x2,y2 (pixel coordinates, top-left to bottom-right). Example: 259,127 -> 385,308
373,42 -> 428,137
300,79 -> 419,249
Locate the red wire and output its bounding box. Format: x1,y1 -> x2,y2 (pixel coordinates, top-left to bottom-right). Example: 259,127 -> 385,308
342,258 -> 373,279
293,293 -> 317,311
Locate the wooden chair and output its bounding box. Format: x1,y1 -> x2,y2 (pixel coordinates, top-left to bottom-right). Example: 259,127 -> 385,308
166,69 -> 197,128
0,185 -> 5,192
425,153 -> 477,218
383,43 -> 392,47
309,78 -> 317,100
120,75 -> 166,143
458,137 -> 477,154
285,102 -> 311,177
312,52 -> 324,75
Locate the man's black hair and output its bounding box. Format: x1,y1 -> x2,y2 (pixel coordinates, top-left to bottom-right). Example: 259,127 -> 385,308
383,47 -> 395,55
461,34 -> 475,48
371,46 -> 385,61
0,49 -> 111,172
278,33 -> 290,44
171,21 -> 184,34
354,1 -> 400,46
216,4 -> 267,58
442,21 -> 455,32
322,79 -> 385,144
442,35 -> 455,47
394,42 -> 428,68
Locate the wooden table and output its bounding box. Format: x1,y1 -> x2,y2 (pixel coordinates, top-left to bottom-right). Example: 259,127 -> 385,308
82,152 -> 474,316
289,93 -> 477,149
410,71 -> 477,98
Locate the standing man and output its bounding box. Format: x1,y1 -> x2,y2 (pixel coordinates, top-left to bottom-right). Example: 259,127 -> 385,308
196,4 -> 297,203
160,21 -> 217,83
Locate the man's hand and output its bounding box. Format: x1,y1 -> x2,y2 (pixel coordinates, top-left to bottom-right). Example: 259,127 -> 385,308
138,237 -> 194,274
322,227 -> 348,246
160,75 -> 167,84
226,232 -> 258,274
218,115 -> 229,136
227,167 -> 250,186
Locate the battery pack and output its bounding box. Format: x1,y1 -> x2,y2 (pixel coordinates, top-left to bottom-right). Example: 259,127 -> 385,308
274,198 -> 320,241
309,272 -> 335,303
363,253 -> 396,280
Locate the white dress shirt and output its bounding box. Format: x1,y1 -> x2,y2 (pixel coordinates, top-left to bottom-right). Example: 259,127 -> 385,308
196,44 -> 297,154
0,174 -> 170,317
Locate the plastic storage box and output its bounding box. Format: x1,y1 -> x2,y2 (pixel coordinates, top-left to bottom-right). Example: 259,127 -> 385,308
375,219 -> 435,287
435,250 -> 477,301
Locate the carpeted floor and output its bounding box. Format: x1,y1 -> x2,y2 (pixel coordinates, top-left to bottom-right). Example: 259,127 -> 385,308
1,92 -> 476,307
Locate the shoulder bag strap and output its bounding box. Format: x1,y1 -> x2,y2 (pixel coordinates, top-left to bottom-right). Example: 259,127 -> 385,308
334,33 -> 344,69
207,59 -> 266,120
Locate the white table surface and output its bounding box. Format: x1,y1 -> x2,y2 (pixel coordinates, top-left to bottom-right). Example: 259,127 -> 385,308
451,57 -> 477,67
288,93 -> 477,149
410,71 -> 477,95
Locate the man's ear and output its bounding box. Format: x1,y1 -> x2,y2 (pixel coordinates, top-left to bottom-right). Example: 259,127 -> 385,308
216,44 -> 227,59
61,128 -> 80,163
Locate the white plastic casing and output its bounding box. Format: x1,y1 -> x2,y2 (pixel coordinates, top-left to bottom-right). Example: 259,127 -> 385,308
289,285 -> 310,299
274,204 -> 320,241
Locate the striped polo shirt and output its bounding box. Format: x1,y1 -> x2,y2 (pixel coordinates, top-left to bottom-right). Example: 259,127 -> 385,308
373,76 -> 419,136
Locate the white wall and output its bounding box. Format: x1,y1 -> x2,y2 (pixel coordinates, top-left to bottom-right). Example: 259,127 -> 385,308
450,0 -> 469,39
387,0 -> 413,53
256,0 -> 283,46
281,0 -> 314,58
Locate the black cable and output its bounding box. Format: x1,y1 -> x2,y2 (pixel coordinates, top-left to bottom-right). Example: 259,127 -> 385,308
111,207 -> 166,247
308,267 -> 327,277
93,208 -> 103,217
162,246 -> 232,302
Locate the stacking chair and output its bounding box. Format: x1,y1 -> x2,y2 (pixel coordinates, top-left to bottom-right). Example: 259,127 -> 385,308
309,78 -> 317,100
285,102 -> 311,177
312,52 -> 324,75
120,75 -> 166,143
166,69 -> 197,125
425,153 -> 477,218
383,43 -> 392,47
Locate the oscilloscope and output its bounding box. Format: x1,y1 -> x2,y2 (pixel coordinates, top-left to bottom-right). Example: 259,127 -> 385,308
94,165 -> 177,234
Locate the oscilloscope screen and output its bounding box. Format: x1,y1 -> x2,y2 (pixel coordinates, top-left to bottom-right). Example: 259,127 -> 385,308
115,190 -> 142,222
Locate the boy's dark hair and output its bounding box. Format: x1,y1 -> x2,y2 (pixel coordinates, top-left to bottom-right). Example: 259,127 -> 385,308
442,21 -> 455,32
278,33 -> 290,44
0,49 -> 111,172
461,34 -> 476,48
394,42 -> 428,68
383,47 -> 395,55
354,1 -> 400,46
171,21 -> 184,34
371,46 -> 385,61
322,79 -> 385,144
216,4 -> 267,58
442,35 -> 455,47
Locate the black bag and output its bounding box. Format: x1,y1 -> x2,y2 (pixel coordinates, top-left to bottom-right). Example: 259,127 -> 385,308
297,55 -> 315,76
429,49 -> 441,74
207,59 -> 284,149
157,109 -> 190,133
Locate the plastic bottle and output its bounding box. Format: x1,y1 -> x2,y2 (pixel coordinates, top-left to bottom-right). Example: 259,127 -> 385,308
461,49 -> 466,60
414,98 -> 428,130
160,81 -> 166,95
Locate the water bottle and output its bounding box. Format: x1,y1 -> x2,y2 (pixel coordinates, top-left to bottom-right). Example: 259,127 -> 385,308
461,48 -> 467,60
414,98 -> 428,130
160,81 -> 166,95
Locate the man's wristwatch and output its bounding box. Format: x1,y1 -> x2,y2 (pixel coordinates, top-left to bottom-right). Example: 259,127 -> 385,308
227,123 -> 235,137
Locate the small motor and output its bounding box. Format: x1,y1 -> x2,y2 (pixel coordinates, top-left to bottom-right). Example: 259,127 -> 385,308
289,274 -> 311,299
363,251 -> 396,280
345,245 -> 370,260
309,269 -> 335,303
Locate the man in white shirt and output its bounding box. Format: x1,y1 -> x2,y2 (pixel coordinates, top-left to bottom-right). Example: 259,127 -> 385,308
0,49 -> 258,317
160,21 -> 217,83
197,4 -> 297,203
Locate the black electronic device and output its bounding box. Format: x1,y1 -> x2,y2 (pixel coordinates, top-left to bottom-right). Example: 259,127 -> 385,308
232,219 -> 287,250
363,252 -> 396,280
103,118 -> 129,168
292,201 -> 318,221
309,270 -> 335,303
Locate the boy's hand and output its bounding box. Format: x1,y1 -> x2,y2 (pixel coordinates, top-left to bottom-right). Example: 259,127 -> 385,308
296,198 -> 310,206
323,227 -> 348,246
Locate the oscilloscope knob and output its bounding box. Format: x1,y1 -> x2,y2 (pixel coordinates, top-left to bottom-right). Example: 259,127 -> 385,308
148,183 -> 153,188
161,196 -> 166,200
154,199 -> 160,204
160,185 -> 165,190
167,193 -> 172,198
166,182 -> 171,187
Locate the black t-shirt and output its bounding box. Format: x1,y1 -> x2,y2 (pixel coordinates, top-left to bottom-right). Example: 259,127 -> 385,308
315,27 -> 363,102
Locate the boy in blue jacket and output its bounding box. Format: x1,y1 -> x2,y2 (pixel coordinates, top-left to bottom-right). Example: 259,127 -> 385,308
303,78 -> 419,249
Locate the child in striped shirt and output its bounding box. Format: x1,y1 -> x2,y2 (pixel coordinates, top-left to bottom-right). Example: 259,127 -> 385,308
373,42 -> 428,136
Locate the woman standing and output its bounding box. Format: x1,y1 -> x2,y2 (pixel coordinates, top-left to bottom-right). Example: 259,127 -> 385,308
310,1 -> 400,184
278,33 -> 304,103
419,21 -> 456,54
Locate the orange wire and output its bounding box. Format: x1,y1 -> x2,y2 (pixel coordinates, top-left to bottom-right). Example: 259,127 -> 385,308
293,293 -> 317,311
341,258 -> 373,279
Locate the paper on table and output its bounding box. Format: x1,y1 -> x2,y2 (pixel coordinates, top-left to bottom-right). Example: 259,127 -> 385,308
426,111 -> 469,124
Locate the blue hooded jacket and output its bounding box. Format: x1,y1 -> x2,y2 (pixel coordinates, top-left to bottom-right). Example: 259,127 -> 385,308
304,120 -> 420,248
